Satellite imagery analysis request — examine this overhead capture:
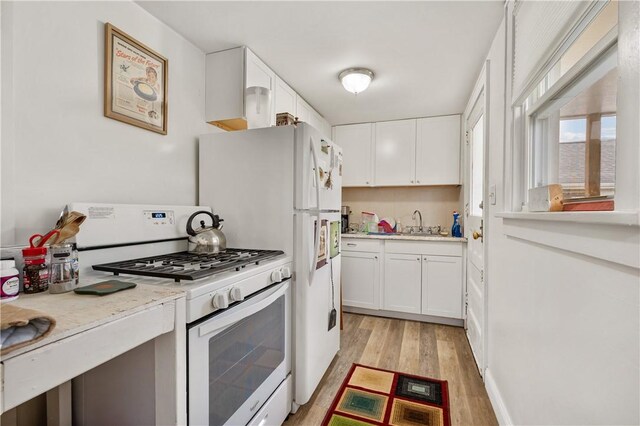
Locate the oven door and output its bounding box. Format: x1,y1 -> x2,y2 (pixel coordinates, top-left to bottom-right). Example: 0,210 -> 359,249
188,280 -> 291,426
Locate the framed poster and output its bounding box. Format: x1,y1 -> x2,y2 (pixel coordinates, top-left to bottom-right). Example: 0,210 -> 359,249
104,23 -> 168,134
315,219 -> 328,269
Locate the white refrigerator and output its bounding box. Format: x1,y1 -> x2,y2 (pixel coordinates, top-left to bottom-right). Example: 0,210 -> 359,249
199,123 -> 343,410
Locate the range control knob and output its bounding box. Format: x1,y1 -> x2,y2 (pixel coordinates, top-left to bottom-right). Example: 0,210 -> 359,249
212,292 -> 229,309
271,270 -> 283,283
229,287 -> 244,302
282,267 -> 292,279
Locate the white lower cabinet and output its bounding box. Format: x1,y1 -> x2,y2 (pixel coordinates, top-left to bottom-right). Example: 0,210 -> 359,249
383,254 -> 422,314
421,256 -> 463,319
341,250 -> 380,310
342,238 -> 464,322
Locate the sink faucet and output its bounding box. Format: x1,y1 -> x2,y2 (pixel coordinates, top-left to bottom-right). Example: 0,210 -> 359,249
412,210 -> 423,232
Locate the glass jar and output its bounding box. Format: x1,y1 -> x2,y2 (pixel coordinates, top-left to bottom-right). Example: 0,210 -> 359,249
49,244 -> 79,294
1,259 -> 20,301
22,247 -> 49,294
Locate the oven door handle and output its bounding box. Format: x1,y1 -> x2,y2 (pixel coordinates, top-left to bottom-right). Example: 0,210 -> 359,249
198,280 -> 290,338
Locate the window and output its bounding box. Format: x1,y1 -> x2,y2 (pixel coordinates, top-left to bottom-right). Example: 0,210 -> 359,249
517,1 -> 618,206
558,114 -> 616,198
530,54 -> 617,201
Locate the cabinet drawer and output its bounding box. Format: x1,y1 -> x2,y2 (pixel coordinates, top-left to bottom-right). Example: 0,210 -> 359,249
341,238 -> 381,253
385,240 -> 462,257
248,375 -> 292,426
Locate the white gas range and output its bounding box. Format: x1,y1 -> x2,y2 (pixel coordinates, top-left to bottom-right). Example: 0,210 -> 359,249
72,203 -> 293,426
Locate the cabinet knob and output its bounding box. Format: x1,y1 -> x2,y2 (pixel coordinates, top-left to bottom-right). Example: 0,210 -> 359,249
374,256 -> 378,260
366,181 -> 370,184
410,180 -> 414,183
417,258 -> 420,261
417,180 -> 420,184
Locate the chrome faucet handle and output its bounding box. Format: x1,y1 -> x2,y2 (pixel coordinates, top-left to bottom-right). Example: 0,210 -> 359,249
412,210 -> 423,232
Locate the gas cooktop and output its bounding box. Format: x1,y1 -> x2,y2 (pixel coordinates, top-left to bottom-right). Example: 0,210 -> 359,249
92,248 -> 285,282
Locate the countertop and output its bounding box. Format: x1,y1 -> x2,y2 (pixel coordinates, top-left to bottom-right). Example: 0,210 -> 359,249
1,282 -> 184,361
342,233 -> 467,242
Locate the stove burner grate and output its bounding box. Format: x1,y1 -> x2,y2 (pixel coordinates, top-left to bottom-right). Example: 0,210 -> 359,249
92,248 -> 285,282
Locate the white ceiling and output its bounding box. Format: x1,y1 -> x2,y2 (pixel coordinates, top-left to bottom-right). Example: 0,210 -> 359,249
138,1 -> 504,125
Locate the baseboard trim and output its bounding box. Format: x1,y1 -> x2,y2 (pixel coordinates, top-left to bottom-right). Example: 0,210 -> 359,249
343,306 -> 464,327
485,368 -> 513,426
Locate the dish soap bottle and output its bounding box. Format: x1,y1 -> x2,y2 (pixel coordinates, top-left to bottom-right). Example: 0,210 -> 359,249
451,211 -> 462,238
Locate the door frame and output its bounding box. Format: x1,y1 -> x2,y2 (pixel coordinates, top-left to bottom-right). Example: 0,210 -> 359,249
463,60 -> 490,378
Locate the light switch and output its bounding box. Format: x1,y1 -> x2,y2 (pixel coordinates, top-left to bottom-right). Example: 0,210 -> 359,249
489,184 -> 496,205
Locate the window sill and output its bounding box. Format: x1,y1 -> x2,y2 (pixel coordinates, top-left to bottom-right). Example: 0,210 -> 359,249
496,211 -> 640,269
495,210 -> 640,227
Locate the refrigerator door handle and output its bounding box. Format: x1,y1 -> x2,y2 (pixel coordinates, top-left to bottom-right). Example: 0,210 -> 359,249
308,140 -> 322,286
309,210 -> 321,286
310,138 -> 321,210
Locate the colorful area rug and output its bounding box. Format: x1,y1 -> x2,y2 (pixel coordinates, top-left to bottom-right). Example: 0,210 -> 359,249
322,364 -> 450,426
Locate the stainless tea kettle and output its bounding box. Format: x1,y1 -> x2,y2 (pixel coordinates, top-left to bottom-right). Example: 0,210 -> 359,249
186,210 -> 227,254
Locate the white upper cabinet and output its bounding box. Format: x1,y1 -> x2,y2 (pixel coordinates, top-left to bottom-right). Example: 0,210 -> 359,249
334,114 -> 461,187
245,49 -> 275,94
416,115 -> 461,185
333,123 -> 373,186
375,119 -> 417,186
245,49 -> 276,127
205,46 -> 275,130
205,46 -> 330,133
274,76 -> 296,116
295,96 -> 311,124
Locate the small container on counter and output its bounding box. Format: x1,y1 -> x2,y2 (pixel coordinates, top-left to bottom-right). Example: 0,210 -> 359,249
1,260 -> 20,301
22,246 -> 50,294
49,243 -> 79,294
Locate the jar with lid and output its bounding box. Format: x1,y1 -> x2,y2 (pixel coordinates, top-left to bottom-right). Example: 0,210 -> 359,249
49,244 -> 79,294
1,260 -> 20,301
22,246 -> 50,294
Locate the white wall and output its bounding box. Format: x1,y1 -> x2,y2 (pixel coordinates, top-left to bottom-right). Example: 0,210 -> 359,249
1,1 -> 220,245
483,3 -> 640,425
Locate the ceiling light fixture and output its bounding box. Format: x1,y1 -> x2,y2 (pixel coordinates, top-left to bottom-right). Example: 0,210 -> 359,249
339,68 -> 374,94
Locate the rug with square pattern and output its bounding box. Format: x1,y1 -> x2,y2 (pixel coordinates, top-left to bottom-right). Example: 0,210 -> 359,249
321,364 -> 450,426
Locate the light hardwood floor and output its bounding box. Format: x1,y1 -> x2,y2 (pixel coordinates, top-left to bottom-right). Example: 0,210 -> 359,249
284,313 -> 498,426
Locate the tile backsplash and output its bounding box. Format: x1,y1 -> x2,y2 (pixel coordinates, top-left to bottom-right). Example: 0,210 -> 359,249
342,186 -> 462,231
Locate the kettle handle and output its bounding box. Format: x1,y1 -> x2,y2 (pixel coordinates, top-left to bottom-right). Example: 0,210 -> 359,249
186,210 -> 217,236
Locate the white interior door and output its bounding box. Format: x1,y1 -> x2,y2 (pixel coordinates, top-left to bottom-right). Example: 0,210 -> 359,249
465,87 -> 487,376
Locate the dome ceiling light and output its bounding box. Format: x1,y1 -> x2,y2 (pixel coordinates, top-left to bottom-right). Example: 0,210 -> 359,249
339,68 -> 374,94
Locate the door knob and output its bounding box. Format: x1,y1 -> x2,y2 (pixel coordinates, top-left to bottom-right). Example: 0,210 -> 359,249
473,231 -> 483,240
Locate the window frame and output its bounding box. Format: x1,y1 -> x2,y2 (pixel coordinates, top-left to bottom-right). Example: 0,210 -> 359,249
512,23 -> 619,210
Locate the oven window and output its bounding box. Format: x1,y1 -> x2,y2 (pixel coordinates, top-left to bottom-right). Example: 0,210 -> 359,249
207,294 -> 285,425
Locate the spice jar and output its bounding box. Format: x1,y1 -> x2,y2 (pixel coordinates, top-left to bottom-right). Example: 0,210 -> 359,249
1,260 -> 20,301
22,246 -> 50,294
49,244 -> 79,294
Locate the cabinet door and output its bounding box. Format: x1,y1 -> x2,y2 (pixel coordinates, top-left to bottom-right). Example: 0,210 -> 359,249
416,115 -> 461,185
274,77 -> 296,116
384,253 -> 422,314
245,49 -> 276,126
375,120 -> 417,186
295,96 -> 311,124
309,109 -> 324,134
422,256 -> 463,318
333,124 -> 373,186
342,251 -> 380,310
